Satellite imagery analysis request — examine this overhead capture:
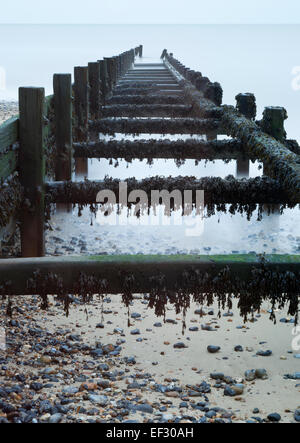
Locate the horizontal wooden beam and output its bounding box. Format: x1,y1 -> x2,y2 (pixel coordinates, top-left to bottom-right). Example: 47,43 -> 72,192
1,254 -> 300,295
89,117 -> 221,135
73,138 -> 247,160
107,95 -> 185,105
102,104 -> 193,118
45,176 -> 290,205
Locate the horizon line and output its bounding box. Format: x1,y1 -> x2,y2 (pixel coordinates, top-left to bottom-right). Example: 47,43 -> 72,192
1,22 -> 300,25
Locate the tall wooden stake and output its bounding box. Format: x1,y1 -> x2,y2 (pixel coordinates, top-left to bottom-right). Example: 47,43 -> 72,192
19,87 -> 45,257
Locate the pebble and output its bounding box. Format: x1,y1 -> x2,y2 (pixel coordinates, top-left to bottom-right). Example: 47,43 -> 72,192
207,346 -> 221,354
256,350 -> 272,357
135,404 -> 153,414
234,345 -> 244,352
130,329 -> 141,335
267,413 -> 281,422
173,342 -> 187,349
87,394 -> 108,406
49,413 -> 63,424
294,410 -> 300,422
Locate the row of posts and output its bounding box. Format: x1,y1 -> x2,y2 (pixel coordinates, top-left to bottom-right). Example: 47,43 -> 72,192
19,45 -> 143,257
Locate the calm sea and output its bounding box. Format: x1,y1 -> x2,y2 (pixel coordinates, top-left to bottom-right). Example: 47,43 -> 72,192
0,24 -> 300,141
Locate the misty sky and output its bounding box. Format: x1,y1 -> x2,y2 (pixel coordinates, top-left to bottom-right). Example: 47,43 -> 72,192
1,0 -> 300,24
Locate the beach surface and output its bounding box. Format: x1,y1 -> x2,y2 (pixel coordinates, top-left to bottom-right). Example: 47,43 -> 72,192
1,294 -> 299,424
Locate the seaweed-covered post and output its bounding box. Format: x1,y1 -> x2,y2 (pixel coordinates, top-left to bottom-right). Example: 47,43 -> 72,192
88,62 -> 101,120
235,93 -> 257,178
261,106 -> 287,142
99,59 -> 108,104
53,74 -> 72,181
104,58 -> 113,93
19,87 -> 45,257
74,66 -> 89,177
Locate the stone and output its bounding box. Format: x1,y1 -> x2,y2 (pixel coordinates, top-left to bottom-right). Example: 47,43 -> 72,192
207,345 -> 220,354
189,327 -> 199,332
88,394 -> 108,406
49,413 -> 63,424
210,373 -> 224,380
245,370 -> 256,381
231,384 -> 244,395
294,409 -> 300,422
130,329 -> 140,336
135,404 -> 153,414
256,350 -> 272,357
62,386 -> 79,395
173,342 -> 187,349
255,369 -> 268,380
234,345 -> 244,352
224,387 -> 237,397
267,413 -> 281,422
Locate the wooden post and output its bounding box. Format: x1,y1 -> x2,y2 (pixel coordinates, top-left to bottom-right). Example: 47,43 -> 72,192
53,74 -> 72,181
74,67 -> 89,178
139,45 -> 143,57
235,93 -> 256,120
88,62 -> 101,120
19,87 -> 45,257
235,93 -> 255,178
99,59 -> 108,104
262,106 -> 287,142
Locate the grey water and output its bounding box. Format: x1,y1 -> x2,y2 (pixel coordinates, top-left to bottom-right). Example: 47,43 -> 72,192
1,24 -> 299,255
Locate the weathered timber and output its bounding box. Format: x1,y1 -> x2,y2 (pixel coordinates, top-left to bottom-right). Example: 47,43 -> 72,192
221,105 -> 300,203
164,58 -> 222,118
73,138 -> 247,161
107,95 -> 185,105
260,106 -> 287,142
1,254 -> 300,295
102,104 -> 193,118
0,116 -> 19,153
45,176 -> 289,205
112,87 -> 183,96
0,148 -> 18,180
74,67 -> 89,142
19,87 -> 45,257
88,62 -> 101,120
89,117 -> 221,135
99,59 -> 109,103
236,93 -> 257,120
53,74 -> 72,181
0,173 -> 22,230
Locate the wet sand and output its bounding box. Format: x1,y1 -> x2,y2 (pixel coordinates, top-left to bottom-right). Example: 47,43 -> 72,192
1,294 -> 299,423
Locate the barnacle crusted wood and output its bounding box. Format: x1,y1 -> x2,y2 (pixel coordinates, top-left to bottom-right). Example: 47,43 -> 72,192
0,255 -> 299,324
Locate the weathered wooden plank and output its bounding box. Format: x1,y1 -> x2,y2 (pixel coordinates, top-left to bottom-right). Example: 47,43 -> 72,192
89,117 -> 221,135
0,149 -> 18,180
73,138 -> 246,161
0,254 -> 300,295
88,62 -> 101,120
53,74 -> 72,181
102,104 -> 193,118
0,117 -> 19,153
19,87 -> 45,258
74,67 -> 89,142
45,176 -> 289,205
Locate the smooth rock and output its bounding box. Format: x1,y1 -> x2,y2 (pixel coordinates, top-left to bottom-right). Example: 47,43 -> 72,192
207,346 -> 220,354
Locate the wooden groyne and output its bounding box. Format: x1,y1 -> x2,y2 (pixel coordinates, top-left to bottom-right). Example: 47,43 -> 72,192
0,45 -> 299,320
